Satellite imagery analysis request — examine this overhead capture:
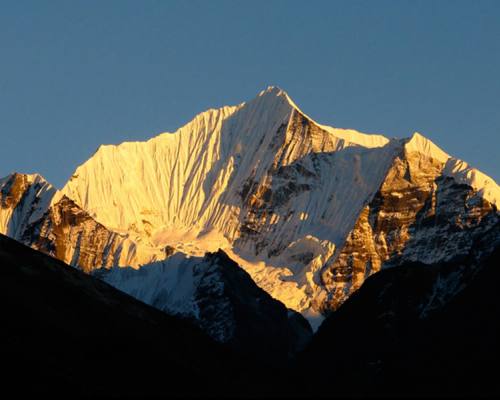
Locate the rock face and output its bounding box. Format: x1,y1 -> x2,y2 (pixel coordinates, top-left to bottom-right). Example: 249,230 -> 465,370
24,196 -> 132,273
1,87 -> 498,322
320,134 -> 499,311
95,250 -> 312,360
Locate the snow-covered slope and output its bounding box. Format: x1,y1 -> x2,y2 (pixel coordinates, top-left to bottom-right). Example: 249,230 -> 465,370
2,87 -> 498,323
95,249 -> 312,357
62,87 -> 399,250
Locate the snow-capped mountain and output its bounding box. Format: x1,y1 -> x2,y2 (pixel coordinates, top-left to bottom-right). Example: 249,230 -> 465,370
1,87 -> 498,325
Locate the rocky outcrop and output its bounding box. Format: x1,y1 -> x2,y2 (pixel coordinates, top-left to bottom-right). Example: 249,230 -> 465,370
24,195 -> 132,272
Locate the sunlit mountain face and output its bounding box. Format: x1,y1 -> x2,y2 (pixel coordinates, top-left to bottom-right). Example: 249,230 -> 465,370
1,88 -> 498,396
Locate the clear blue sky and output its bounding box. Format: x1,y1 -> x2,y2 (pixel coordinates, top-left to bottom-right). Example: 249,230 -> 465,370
1,0 -> 499,187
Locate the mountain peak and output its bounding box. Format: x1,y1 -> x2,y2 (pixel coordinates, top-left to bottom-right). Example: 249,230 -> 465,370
405,131 -> 450,163
253,85 -> 300,111
404,132 -> 499,206
259,85 -> 285,96
0,172 -> 50,186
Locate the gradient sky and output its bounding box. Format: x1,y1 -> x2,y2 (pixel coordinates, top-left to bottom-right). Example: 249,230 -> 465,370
1,0 -> 499,187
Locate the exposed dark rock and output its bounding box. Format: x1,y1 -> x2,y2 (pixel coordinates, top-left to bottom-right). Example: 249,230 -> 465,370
164,244 -> 175,257
0,173 -> 29,209
23,195 -> 129,272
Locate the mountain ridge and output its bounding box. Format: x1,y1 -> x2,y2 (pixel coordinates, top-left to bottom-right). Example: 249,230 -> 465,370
1,87 -> 498,326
